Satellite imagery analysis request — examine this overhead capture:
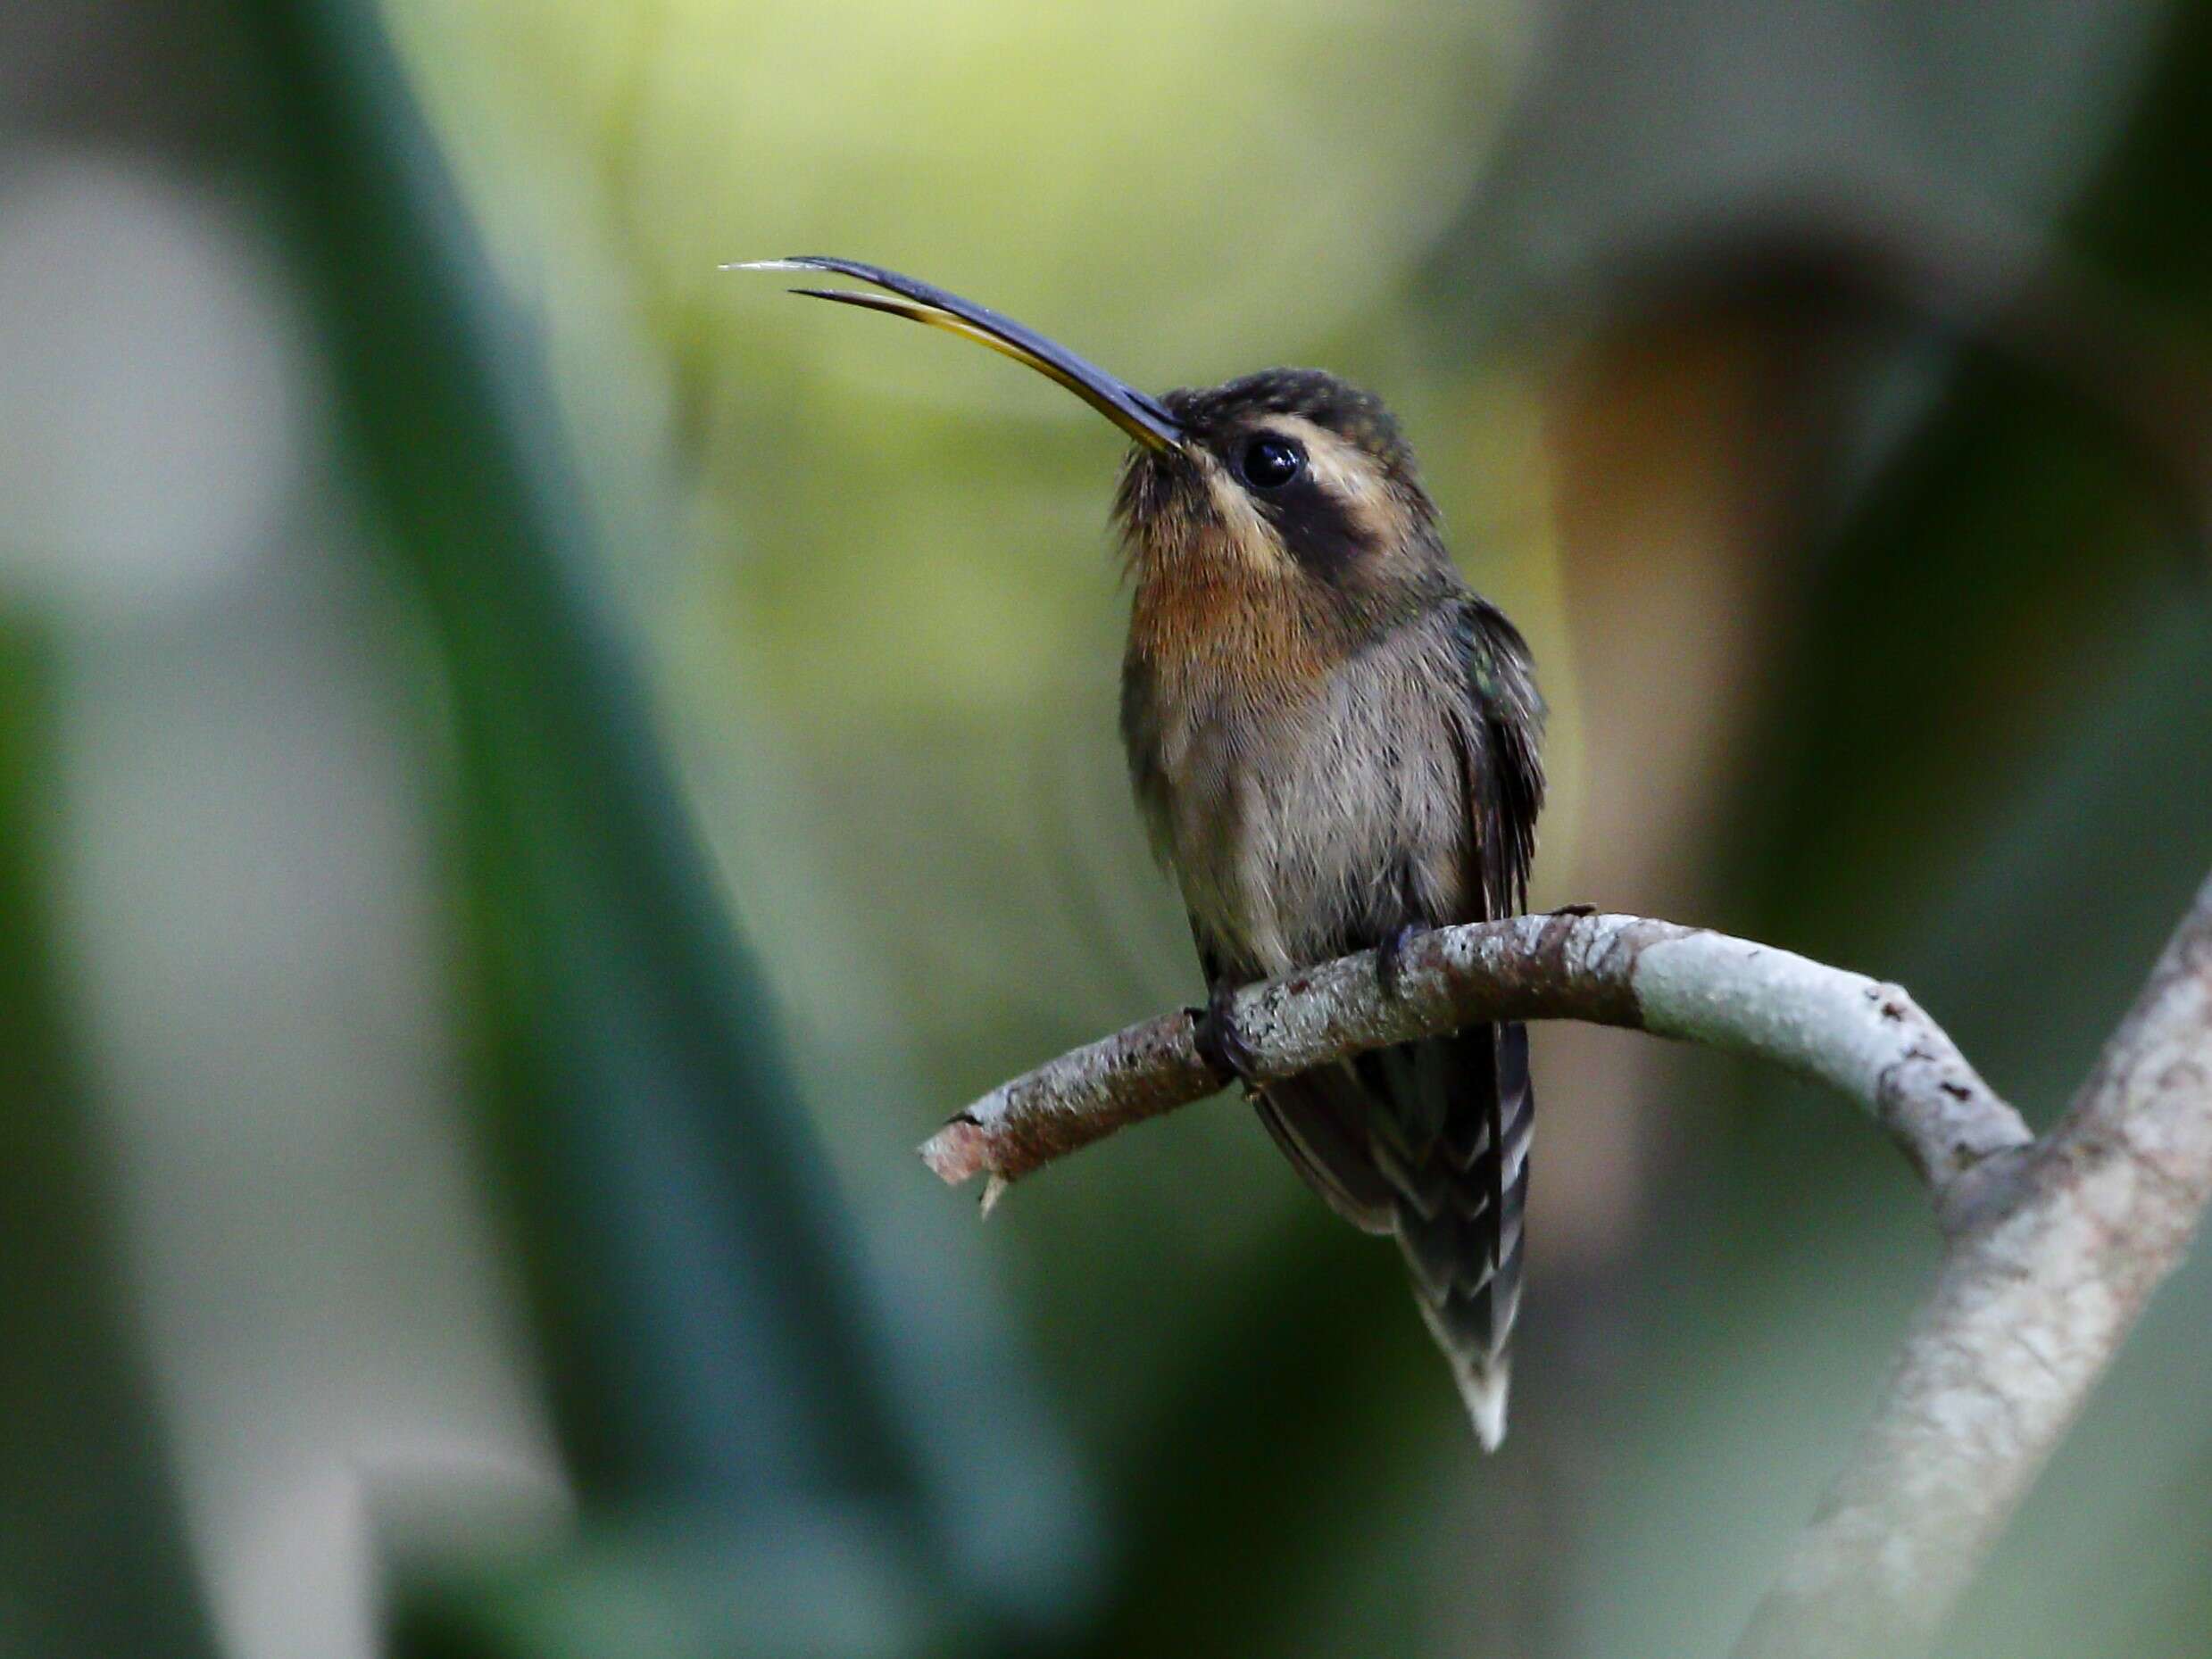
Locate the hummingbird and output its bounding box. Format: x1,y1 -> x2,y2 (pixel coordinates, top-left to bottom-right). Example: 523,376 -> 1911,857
739,258 -> 1546,1448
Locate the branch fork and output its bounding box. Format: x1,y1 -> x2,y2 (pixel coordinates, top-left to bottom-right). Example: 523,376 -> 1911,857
920,883 -> 2212,1659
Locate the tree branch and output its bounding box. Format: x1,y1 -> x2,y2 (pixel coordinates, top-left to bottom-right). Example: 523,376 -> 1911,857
1734,871 -> 2212,1657
922,884 -> 2212,1657
921,912 -> 2030,1211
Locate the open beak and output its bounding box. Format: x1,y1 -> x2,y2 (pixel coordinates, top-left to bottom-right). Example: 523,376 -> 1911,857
728,255 -> 1185,452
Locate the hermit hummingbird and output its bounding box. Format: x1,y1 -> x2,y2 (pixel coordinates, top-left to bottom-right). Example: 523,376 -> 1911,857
738,258 -> 1546,1448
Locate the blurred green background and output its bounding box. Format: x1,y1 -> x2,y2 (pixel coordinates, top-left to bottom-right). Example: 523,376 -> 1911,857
3,0 -> 2208,1655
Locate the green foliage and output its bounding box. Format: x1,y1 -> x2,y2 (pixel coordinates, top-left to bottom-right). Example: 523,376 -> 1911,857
0,626 -> 213,1658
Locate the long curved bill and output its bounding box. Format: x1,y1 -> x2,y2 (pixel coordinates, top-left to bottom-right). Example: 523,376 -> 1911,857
728,255 -> 1185,452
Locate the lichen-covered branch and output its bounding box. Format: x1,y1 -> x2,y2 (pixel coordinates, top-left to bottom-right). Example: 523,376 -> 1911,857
1734,871 -> 2212,1659
920,911 -> 2031,1206
927,890 -> 2212,1657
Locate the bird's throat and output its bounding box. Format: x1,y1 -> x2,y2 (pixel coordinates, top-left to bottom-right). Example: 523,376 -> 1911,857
1124,532 -> 1347,709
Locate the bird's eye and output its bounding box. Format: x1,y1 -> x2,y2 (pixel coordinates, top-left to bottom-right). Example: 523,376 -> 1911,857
1238,435 -> 1305,491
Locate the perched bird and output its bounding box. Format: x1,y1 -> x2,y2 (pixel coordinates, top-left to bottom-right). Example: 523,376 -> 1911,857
739,258 -> 1546,1448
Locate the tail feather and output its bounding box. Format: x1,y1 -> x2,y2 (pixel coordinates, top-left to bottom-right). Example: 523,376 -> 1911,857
1252,1019 -> 1534,1448
1384,1022 -> 1532,1450
1454,1353 -> 1512,1453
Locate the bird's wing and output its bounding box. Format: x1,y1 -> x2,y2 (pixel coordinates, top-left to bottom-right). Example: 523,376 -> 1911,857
1454,595 -> 1545,917
1191,924 -> 1398,1232
1367,594 -> 1544,1444
1252,1067 -> 1401,1234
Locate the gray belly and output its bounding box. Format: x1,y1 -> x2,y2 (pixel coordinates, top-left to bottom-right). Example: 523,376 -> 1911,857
1153,635 -> 1475,977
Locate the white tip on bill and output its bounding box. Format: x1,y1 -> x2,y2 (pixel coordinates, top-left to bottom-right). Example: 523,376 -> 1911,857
720,259 -> 809,272
1460,1364 -> 1511,1453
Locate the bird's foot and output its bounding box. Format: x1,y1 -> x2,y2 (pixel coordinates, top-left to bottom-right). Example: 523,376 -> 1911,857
1190,979 -> 1260,1091
1548,902 -> 1597,917
1377,923 -> 1426,1000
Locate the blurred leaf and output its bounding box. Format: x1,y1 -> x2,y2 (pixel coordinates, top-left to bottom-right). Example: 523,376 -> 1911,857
0,621 -> 213,1659
397,1507 -> 970,1659
225,0 -> 1052,1647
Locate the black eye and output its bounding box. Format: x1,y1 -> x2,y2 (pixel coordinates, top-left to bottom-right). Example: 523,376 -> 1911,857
1238,435 -> 1305,491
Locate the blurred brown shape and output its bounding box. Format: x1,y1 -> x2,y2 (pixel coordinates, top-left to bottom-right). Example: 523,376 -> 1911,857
1533,303 -> 1834,1271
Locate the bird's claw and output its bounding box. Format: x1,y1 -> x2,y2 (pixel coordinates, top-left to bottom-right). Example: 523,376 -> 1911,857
1377,923 -> 1426,1000
1191,980 -> 1260,1091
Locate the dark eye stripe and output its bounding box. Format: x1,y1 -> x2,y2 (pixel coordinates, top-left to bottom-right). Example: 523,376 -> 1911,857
1252,478 -> 1365,579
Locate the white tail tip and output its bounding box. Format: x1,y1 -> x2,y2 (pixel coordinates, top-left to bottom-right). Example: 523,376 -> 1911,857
1459,1364 -> 1510,1452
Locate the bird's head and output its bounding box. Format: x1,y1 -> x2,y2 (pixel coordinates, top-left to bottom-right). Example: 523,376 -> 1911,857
735,258 -> 1454,636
